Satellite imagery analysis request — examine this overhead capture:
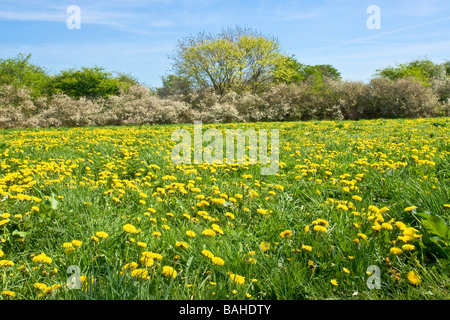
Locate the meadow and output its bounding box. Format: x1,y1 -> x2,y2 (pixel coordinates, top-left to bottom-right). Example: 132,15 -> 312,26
0,117 -> 449,300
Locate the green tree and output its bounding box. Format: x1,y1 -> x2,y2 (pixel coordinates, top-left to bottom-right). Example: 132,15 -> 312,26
157,74 -> 194,98
442,60 -> 450,76
273,55 -> 341,86
0,53 -> 50,99
313,64 -> 341,81
170,27 -> 283,95
272,55 -> 306,84
50,66 -> 127,99
375,58 -> 445,85
114,71 -> 141,88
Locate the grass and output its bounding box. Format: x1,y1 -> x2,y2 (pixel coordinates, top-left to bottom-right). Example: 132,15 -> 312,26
0,117 -> 449,300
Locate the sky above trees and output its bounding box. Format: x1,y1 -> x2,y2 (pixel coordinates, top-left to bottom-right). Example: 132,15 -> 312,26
0,0 -> 449,87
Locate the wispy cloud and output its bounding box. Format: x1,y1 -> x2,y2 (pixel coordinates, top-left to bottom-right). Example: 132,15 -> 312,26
0,10 -> 65,22
0,1 -> 176,31
400,0 -> 449,17
317,16 -> 450,50
0,8 -> 135,28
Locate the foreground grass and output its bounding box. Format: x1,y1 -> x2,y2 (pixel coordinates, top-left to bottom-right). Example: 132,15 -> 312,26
0,117 -> 449,300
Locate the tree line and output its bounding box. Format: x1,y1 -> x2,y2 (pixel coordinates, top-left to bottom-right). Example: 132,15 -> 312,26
0,27 -> 449,128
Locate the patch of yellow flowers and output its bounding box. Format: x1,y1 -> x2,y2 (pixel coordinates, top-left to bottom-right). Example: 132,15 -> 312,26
0,118 -> 448,298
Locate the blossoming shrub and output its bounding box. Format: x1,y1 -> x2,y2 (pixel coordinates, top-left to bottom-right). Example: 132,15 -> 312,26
364,77 -> 440,119
25,93 -> 104,128
0,79 -> 446,129
0,85 -> 35,128
103,85 -> 199,126
430,78 -> 450,115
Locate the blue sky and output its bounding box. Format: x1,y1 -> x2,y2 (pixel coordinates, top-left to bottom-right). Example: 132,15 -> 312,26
1,0 -> 449,87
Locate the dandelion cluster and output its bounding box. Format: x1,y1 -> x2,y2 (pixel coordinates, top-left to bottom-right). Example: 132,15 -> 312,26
0,118 -> 448,299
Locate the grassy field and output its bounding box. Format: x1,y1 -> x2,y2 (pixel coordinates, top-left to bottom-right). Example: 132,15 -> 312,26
0,117 -> 449,300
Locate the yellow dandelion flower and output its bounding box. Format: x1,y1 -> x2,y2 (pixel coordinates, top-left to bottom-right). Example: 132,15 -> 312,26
211,257 -> 225,266
140,256 -> 154,267
0,219 -> 9,226
71,240 -> 83,247
175,241 -> 189,249
260,242 -> 270,252
381,223 -> 393,230
372,222 -> 382,231
32,253 -> 52,264
123,224 -> 140,234
280,230 -> 293,238
137,242 -> 147,248
395,221 -> 407,230
142,252 -> 162,261
131,268 -> 149,280
257,208 -> 268,215
312,219 -> 329,227
95,231 -> 109,239
63,242 -> 73,248
202,229 -> 216,237
402,244 -> 415,251
202,250 -> 215,259
1,291 -> 15,298
121,262 -> 139,274
186,230 -> 196,238
330,279 -> 338,286
313,225 -> 327,233
407,271 -> 421,286
0,260 -> 14,268
225,212 -> 235,219
162,266 -> 177,278
211,224 -> 224,235
229,273 -> 245,285
390,247 -> 403,255
357,233 -> 367,240
211,198 -> 226,205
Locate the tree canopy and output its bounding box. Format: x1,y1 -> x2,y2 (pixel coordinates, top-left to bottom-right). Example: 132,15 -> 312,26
272,55 -> 341,86
375,58 -> 447,86
50,66 -> 134,99
170,27 -> 283,95
0,53 -> 50,98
